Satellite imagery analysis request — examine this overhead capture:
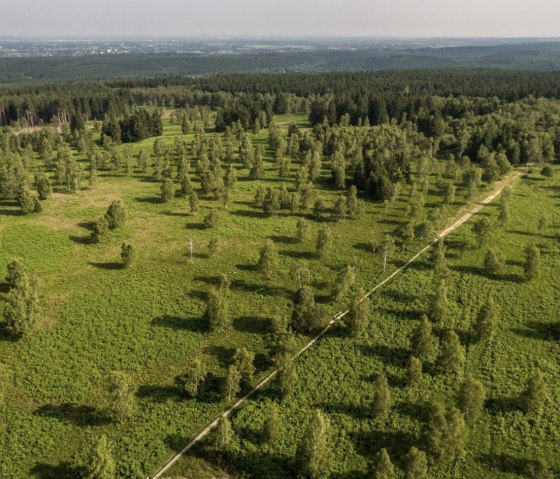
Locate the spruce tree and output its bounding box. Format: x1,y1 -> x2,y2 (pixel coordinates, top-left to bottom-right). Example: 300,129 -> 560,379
437,330 -> 465,375
205,286 -> 230,331
224,364 -> 241,402
213,416 -> 233,449
316,227 -> 332,257
472,218 -> 492,248
35,170 -> 52,200
120,243 -> 135,269
161,178 -> 175,202
407,356 -> 423,386
372,374 -> 391,421
84,435 -> 115,479
258,239 -> 279,279
104,200 -> 126,229
411,314 -> 436,361
296,410 -> 330,479
91,216 -> 110,244
3,272 -> 39,338
375,448 -> 396,479
291,285 -> 316,333
458,377 -> 486,420
5,259 -> 28,289
430,277 -> 448,324
189,191 -> 199,215
204,209 -> 219,229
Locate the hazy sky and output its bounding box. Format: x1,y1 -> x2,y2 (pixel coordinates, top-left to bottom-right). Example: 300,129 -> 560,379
2,0 -> 560,38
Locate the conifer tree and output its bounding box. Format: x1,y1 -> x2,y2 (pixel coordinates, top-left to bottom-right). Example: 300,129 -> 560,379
120,243 -> 135,269
213,416 -> 233,449
91,216 -> 110,244
472,218 -> 492,248
233,348 -> 255,390
189,191 -> 199,215
205,285 -> 230,331
224,364 -> 241,402
407,356 -> 423,386
332,196 -> 348,220
430,277 -> 448,324
35,170 -> 52,200
3,271 -> 39,338
263,402 -> 281,442
437,330 -> 465,374
84,435 -> 115,479
5,259 -> 28,289
161,178 -> 175,202
104,200 -> 126,229
484,248 -> 505,276
374,448 -> 396,479
291,285 -> 317,333
296,410 -> 330,479
410,314 -> 436,361
372,374 -> 391,421
474,295 -> 497,342
204,209 -> 219,229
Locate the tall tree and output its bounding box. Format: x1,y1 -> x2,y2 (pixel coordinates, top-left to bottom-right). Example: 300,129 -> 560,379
437,330 -> 465,375
458,377 -> 486,420
372,374 -> 391,421
183,355 -> 207,398
374,448 -> 396,479
104,200 -> 126,229
411,314 -> 437,361
474,295 -> 497,342
258,239 -> 279,280
3,272 -> 39,338
332,265 -> 356,303
316,227 -> 332,257
84,435 -> 116,479
296,410 -> 330,479
405,447 -> 429,479
523,369 -> 547,415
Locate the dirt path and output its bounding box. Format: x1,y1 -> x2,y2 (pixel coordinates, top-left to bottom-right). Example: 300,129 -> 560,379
147,171 -> 522,479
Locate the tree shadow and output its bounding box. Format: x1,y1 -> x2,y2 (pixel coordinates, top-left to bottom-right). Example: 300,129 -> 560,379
353,242 -> 375,254
0,282 -> 10,294
234,316 -> 271,334
451,265 -> 523,283
135,196 -> 162,204
204,345 -> 236,368
77,221 -> 96,231
88,261 -> 124,270
320,400 -> 372,419
477,453 -> 535,475
279,250 -> 316,260
185,222 -> 206,230
508,229 -> 537,237
0,209 -> 23,216
394,401 -> 431,422
152,315 -> 208,333
269,235 -> 297,245
360,344 -> 408,368
235,263 -> 258,273
69,234 -> 94,245
485,396 -> 523,415
349,429 -> 417,460
161,210 -> 189,217
30,462 -> 84,479
512,321 -> 560,341
34,403 -> 112,427
232,209 -> 267,219
136,384 -> 183,403
375,307 -> 422,322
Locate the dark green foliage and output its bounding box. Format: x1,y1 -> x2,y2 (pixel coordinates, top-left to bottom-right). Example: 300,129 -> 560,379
524,243 -> 540,280
263,402 -> 281,443
484,248 -> 505,276
410,314 -> 436,361
5,259 -> 28,289
189,191 -> 199,214
296,410 -> 330,479
233,348 -> 255,390
430,277 -> 448,324
316,226 -> 332,257
84,435 -> 115,479
541,165 -> 554,177
91,216 -> 110,244
345,291 -> 369,337
472,218 -> 492,248
160,178 -> 175,202
224,365 -> 241,403
407,356 -> 423,386
372,374 -> 391,421
120,243 -> 135,269
291,285 -> 318,333
203,209 -> 219,229
3,270 -> 39,338
424,403 -> 467,463
205,285 -> 230,331
35,170 -> 52,200
522,370 -> 547,415
104,200 -> 126,229
213,416 -> 233,449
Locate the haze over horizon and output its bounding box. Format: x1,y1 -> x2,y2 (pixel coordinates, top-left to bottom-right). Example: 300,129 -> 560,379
2,0 -> 560,39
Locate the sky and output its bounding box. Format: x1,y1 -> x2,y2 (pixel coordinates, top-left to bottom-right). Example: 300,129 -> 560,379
2,0 -> 560,39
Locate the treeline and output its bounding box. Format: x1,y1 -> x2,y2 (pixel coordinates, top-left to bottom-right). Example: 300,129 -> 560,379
102,108 -> 163,143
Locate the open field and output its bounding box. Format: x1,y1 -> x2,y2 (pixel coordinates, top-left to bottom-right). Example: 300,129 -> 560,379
0,111 -> 558,479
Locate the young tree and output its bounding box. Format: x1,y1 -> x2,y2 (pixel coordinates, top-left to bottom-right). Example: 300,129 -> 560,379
430,277 -> 448,324
3,273 -> 39,338
538,216 -> 548,236
331,265 -> 356,303
372,374 -> 391,421
263,402 -> 281,442
208,238 -> 219,257
161,178 -> 175,202
472,218 -> 492,248
432,239 -> 450,283
91,216 -> 110,244
332,196 -> 348,221
204,209 -> 219,229
498,197 -> 510,224
5,259 -> 28,289
316,227 -> 332,257
296,410 -> 330,479
424,403 -> 467,463
205,286 -> 230,331
375,448 -> 396,479
474,295 -> 497,342
381,235 -> 395,272
182,355 -> 207,398
524,244 -> 540,280
484,248 -> 505,276
458,377 -> 486,420
189,191 -> 199,215
410,314 -> 436,361
84,435 -> 115,479
345,291 -> 369,337
291,285 -> 319,333
35,170 -> 52,200
296,218 -> 310,243
233,348 -> 256,390
213,416 -> 233,449
104,200 -> 126,229
121,243 -> 135,269
437,330 -> 465,375
407,356 -> 423,386
224,364 -> 241,402
258,239 -> 279,280
276,356 -> 297,400
107,371 -> 136,424
522,369 -> 547,415
293,262 -> 312,289
404,447 -> 429,479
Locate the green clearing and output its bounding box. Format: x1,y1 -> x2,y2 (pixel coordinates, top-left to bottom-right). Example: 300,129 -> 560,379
0,114 -> 558,479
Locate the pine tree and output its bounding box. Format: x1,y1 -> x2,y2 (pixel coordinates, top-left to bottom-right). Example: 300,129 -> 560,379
345,291 -> 369,337
523,370 -> 547,415
424,402 -> 447,462
458,377 -> 486,420
161,178 -> 175,202
104,200 -> 126,229
84,435 -> 115,479
316,227 -> 332,257
35,170 -> 52,200
524,244 -> 540,280
258,239 -> 279,279
474,295 -> 497,342
182,355 -> 207,398
437,330 -> 465,374
375,448 -> 396,479
405,447 -> 429,479
91,216 -> 110,244
411,314 -> 436,361
296,410 -> 330,479
107,371 -> 135,424
432,239 -> 450,283
5,259 -> 28,289
332,196 -> 348,220
498,196 -> 510,224
346,185 -> 360,217
331,265 -> 356,303
372,374 -> 391,421
120,243 -> 135,269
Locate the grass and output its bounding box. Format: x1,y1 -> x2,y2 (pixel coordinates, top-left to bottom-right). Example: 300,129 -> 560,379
0,114 -> 557,478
